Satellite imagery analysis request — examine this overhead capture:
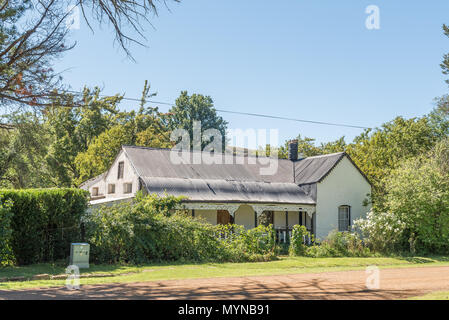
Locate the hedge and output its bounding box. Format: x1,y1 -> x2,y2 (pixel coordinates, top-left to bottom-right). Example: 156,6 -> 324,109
0,196 -> 13,266
0,189 -> 89,265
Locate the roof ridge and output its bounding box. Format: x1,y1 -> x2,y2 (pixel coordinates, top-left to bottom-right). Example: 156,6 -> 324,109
122,145 -> 294,162
299,152 -> 345,160
139,175 -> 301,184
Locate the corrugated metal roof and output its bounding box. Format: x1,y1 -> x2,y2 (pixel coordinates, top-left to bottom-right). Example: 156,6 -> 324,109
294,152 -> 345,185
123,146 -> 294,183
141,177 -> 315,204
118,146 -> 365,204
122,146 -> 315,204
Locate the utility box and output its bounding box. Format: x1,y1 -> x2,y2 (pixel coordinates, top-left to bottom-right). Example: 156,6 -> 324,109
70,243 -> 90,268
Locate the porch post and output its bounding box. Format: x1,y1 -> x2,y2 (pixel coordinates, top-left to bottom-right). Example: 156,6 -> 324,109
311,213 -> 315,236
228,207 -> 238,225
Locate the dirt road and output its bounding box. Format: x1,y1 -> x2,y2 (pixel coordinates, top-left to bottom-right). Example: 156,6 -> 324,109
1,266 -> 449,300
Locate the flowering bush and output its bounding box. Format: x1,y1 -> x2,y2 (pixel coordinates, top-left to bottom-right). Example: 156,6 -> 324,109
305,230 -> 371,257
354,139 -> 449,254
353,210 -> 407,254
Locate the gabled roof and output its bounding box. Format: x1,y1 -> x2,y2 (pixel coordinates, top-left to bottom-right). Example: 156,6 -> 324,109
294,152 -> 371,186
294,152 -> 346,185
122,146 -> 295,183
87,146 -> 370,204
122,146 -> 314,205
79,172 -> 106,190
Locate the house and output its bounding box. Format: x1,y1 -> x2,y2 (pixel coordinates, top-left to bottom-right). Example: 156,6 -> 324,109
80,141 -> 371,240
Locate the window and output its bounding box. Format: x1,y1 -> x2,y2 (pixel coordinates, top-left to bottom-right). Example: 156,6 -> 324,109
91,187 -> 99,197
108,184 -> 115,194
338,205 -> 351,232
117,161 -> 124,179
123,183 -> 132,194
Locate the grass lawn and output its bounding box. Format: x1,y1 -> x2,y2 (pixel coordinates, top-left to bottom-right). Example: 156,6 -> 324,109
409,291 -> 449,300
1,255 -> 449,290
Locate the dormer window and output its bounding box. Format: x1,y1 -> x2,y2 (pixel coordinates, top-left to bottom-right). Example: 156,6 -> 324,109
123,183 -> 132,194
91,187 -> 99,197
108,184 -> 116,194
118,161 -> 124,179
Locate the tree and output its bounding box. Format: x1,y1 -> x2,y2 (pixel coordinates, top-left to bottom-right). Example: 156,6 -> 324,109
77,0 -> 180,58
276,134 -> 346,159
0,112 -> 52,188
75,125 -> 134,183
428,95 -> 449,139
166,91 -> 228,150
75,113 -> 172,185
44,87 -> 122,186
346,116 -> 438,195
0,0 -> 179,112
75,83 -> 172,184
440,24 -> 449,85
0,0 -> 73,112
355,138 -> 449,254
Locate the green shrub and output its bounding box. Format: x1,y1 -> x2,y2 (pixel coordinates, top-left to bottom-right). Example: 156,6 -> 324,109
86,193 -> 276,264
215,224 -> 276,262
305,230 -> 371,257
0,189 -> 89,265
354,139 -> 449,255
0,196 -> 14,266
289,225 -> 311,256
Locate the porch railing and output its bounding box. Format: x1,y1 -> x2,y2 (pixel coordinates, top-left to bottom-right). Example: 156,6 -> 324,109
275,227 -> 313,245
214,227 -> 313,245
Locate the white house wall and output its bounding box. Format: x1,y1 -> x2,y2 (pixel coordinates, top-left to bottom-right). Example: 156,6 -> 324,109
235,205 -> 255,229
315,156 -> 371,239
274,211 -> 300,228
194,210 -> 217,225
88,179 -> 105,197
103,151 -> 140,199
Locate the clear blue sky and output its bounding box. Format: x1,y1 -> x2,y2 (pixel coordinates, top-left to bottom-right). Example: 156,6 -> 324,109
54,0 -> 449,148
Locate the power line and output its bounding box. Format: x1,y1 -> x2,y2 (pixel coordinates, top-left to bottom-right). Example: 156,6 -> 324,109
65,90 -> 372,130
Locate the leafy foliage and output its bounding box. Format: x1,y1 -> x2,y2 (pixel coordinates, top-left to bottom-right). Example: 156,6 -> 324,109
0,83 -> 177,188
0,188 -> 89,265
355,138 -> 449,254
166,91 -> 228,150
0,0 -> 177,111
0,0 -> 72,110
74,106 -> 172,185
0,112 -> 52,188
86,193 -> 276,264
44,88 -> 122,186
0,196 -> 14,266
347,116 -> 438,198
308,230 -> 371,257
289,225 -> 311,256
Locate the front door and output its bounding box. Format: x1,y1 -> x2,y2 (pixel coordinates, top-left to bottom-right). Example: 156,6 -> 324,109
217,210 -> 231,225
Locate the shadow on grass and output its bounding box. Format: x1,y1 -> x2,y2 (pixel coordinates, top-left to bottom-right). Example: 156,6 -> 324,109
0,257 -> 277,280
393,255 -> 449,264
2,255 -> 449,281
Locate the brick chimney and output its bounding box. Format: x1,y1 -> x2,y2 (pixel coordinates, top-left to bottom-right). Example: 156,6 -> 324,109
288,140 -> 298,161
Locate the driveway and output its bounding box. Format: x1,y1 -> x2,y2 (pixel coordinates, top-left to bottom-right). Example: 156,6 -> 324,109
1,266 -> 449,300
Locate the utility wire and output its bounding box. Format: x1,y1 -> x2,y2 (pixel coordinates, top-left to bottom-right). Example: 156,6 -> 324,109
65,90 -> 372,130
